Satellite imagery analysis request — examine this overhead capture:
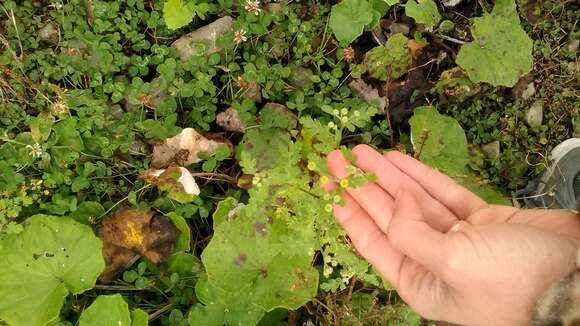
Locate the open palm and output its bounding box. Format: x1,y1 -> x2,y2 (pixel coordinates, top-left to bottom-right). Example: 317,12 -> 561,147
326,145 -> 580,325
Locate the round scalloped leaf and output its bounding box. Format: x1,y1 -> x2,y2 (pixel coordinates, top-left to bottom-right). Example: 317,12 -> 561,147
405,0 -> 441,28
188,273 -> 265,326
410,106 -> 510,205
456,11 -> 533,87
201,199 -> 318,311
79,294 -> 131,326
409,106 -> 468,172
0,215 -> 105,326
329,0 -> 374,44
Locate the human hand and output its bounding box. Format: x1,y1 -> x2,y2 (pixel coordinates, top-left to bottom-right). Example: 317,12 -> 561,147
325,145 -> 580,326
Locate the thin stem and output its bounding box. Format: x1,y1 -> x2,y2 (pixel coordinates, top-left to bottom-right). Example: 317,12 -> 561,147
436,33 -> 467,45
148,303 -> 175,321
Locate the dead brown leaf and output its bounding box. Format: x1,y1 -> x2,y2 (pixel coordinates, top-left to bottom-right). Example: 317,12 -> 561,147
408,39 -> 427,59
98,208 -> 180,283
151,128 -> 222,169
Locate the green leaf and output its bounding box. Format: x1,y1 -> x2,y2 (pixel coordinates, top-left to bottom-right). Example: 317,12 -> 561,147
29,112 -> 54,143
79,294 -> 131,326
71,176 -> 90,192
456,0 -> 533,87
201,197 -> 319,311
167,252 -> 202,276
163,0 -> 195,30
167,212 -> 191,252
405,0 -> 441,28
364,33 -> 412,81
0,215 -> 105,326
409,106 -> 469,172
409,106 -> 510,205
329,0 -> 374,44
238,128 -> 292,171
131,309 -> 149,326
188,273 -> 265,326
69,201 -> 105,224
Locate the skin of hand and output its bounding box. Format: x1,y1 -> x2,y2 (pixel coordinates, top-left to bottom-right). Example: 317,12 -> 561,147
325,144 -> 580,326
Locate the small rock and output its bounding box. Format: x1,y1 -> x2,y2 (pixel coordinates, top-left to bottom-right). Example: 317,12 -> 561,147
349,79 -> 387,113
511,74 -> 534,101
567,62 -> 580,73
389,23 -> 410,36
287,67 -> 313,89
171,16 -> 233,61
565,39 -> 579,53
521,82 -> 536,100
109,104 -> 124,120
38,22 -> 59,44
216,107 -> 247,132
241,81 -> 262,102
481,141 -> 501,159
441,0 -> 463,7
265,3 -> 284,14
525,101 -> 543,128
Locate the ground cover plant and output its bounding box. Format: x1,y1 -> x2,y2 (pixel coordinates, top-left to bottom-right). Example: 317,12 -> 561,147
0,0 -> 578,325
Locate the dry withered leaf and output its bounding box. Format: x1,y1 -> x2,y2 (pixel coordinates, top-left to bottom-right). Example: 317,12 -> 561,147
142,166 -> 200,201
98,208 -> 180,283
408,39 -> 427,59
216,107 -> 247,132
348,79 -> 388,113
151,128 -> 222,169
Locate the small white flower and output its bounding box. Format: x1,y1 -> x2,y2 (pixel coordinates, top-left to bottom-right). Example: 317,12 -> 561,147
51,102 -> 68,115
244,0 -> 262,15
353,110 -> 360,117
49,2 -> 63,9
341,108 -> 348,115
332,109 -> 340,116
234,29 -> 248,44
26,143 -> 43,158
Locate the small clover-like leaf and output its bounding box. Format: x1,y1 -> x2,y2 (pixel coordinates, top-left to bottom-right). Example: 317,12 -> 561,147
330,0 -> 375,44
456,0 -> 533,87
0,215 -> 105,326
405,0 -> 441,28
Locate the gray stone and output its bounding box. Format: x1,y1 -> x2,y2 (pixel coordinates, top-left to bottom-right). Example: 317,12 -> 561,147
565,39 -> 579,53
521,82 -> 536,100
567,61 -> 580,73
389,23 -> 410,36
481,141 -> 501,159
287,68 -> 313,89
38,22 -> 59,44
171,16 -> 233,61
525,101 -> 543,128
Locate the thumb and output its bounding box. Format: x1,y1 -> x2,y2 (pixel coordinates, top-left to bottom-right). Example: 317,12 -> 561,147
388,191 -> 447,277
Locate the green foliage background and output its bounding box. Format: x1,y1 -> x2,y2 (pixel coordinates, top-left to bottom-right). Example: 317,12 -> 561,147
0,0 -> 577,324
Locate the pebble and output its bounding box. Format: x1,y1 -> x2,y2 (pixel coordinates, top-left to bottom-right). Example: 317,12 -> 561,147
481,141 -> 501,159
171,16 -> 233,61
525,101 -> 543,128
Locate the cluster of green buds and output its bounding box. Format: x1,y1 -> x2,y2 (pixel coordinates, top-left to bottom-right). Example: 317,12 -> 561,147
251,172 -> 265,188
